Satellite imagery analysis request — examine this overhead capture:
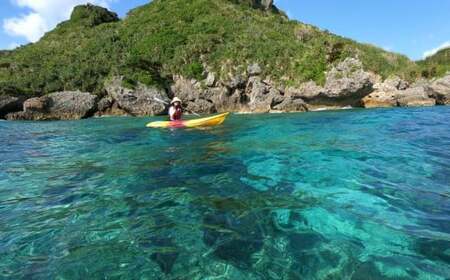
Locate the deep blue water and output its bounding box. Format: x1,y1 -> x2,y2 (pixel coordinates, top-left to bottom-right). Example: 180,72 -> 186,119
0,107 -> 449,279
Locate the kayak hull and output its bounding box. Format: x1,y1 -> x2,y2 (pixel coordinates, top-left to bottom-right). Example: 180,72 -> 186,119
146,113 -> 230,128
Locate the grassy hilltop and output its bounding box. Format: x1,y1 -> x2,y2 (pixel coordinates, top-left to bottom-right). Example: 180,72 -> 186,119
0,0 -> 436,97
418,47 -> 450,79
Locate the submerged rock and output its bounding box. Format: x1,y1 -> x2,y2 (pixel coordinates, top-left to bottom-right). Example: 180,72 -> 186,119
203,212 -> 264,269
150,237 -> 179,275
289,232 -> 325,252
415,238 -> 450,264
6,91 -> 97,120
351,261 -> 389,280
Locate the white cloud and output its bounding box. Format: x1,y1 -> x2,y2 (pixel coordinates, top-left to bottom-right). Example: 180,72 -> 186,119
4,13 -> 48,42
423,41 -> 450,59
3,0 -> 116,43
6,42 -> 21,50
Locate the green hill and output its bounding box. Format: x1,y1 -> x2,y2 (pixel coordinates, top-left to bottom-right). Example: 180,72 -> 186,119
0,0 -> 421,97
418,47 -> 450,79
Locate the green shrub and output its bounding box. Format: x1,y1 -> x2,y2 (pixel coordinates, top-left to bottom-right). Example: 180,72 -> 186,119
182,62 -> 205,80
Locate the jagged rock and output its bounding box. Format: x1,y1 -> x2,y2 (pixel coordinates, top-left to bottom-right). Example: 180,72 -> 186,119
23,97 -> 49,112
323,58 -> 374,104
70,4 -> 119,27
212,88 -> 245,112
286,81 -> 322,101
106,77 -> 169,116
283,59 -> 373,108
247,77 -> 273,112
171,76 -> 201,101
6,91 -> 97,120
361,91 -> 398,108
411,78 -> 430,88
273,97 -> 307,112
0,94 -> 24,118
260,0 -> 273,9
172,76 -> 250,113
247,63 -> 262,76
362,76 -> 410,108
229,74 -> 246,89
362,77 -> 437,108
97,96 -> 113,112
205,72 -> 216,87
95,96 -> 128,116
186,99 -> 216,114
429,75 -> 450,105
41,91 -> 97,119
396,86 -> 436,107
381,76 -> 409,91
233,0 -> 274,10
6,111 -> 43,121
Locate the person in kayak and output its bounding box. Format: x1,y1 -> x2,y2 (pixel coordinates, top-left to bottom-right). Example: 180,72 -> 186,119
168,97 -> 183,121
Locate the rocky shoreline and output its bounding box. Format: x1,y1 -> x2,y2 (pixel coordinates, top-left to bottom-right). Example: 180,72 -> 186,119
1,58 -> 449,121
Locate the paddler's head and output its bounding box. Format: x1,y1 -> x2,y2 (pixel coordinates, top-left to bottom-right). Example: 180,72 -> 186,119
171,97 -> 182,107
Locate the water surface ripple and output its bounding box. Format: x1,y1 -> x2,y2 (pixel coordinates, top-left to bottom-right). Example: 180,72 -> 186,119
0,107 -> 449,279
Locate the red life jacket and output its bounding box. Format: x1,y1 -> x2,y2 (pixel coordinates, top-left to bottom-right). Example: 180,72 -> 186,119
170,106 -> 182,121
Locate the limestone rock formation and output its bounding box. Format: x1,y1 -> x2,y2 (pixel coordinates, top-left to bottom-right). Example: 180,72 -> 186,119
361,76 -> 409,108
231,0 -> 274,10
104,77 -> 169,116
322,58 -> 374,105
361,91 -> 398,108
0,95 -> 24,118
396,86 -> 436,107
429,74 -> 450,105
7,91 -> 97,120
70,4 -> 119,27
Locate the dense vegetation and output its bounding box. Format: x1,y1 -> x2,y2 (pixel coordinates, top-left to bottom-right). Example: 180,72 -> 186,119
0,0 -> 436,97
418,47 -> 450,79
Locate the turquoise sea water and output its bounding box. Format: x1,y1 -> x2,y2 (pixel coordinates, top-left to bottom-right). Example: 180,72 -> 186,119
0,107 -> 449,279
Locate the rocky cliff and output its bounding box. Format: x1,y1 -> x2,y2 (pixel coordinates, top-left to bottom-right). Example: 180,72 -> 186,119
4,59 -> 450,120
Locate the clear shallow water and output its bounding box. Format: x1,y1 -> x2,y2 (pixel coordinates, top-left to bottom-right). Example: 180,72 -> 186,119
0,107 -> 449,279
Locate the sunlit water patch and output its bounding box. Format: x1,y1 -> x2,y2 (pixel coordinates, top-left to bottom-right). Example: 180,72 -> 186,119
0,107 -> 449,279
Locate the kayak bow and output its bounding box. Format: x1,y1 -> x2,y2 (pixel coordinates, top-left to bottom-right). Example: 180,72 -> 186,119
146,112 -> 230,128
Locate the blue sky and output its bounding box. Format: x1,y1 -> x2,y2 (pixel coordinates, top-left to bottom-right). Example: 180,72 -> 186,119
1,0 -> 449,60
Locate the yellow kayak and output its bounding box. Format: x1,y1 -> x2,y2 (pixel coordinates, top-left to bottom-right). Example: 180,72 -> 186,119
146,113 -> 230,128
